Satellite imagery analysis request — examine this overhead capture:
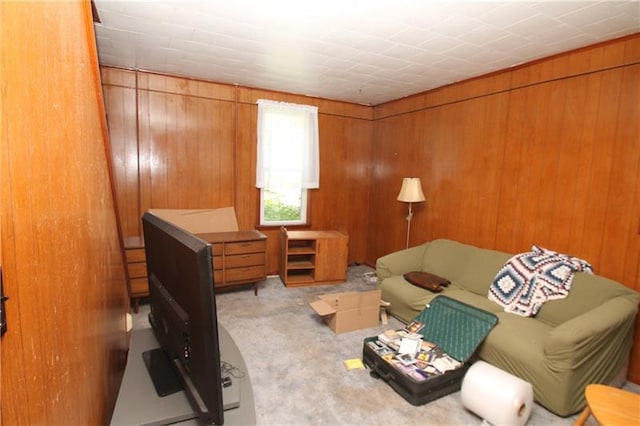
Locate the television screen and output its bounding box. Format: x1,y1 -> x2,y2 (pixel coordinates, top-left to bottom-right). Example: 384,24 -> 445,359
142,211 -> 225,425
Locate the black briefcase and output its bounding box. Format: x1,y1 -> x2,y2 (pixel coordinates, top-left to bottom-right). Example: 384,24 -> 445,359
362,295 -> 497,406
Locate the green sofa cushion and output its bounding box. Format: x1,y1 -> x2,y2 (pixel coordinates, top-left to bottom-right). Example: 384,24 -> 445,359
456,247 -> 511,295
421,239 -> 476,283
536,272 -> 638,327
439,289 -> 503,314
379,275 -> 461,323
421,239 -> 511,296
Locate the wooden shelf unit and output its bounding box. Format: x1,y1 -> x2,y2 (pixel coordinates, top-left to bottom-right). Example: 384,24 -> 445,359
279,228 -> 348,287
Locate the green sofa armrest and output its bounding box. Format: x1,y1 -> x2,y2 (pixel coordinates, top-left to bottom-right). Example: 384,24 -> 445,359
544,297 -> 638,369
375,243 -> 429,285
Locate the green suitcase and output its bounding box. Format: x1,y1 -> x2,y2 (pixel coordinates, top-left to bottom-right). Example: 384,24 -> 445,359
363,295 -> 498,406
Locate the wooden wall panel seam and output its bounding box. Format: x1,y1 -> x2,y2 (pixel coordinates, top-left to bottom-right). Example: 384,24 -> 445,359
234,100 -> 374,121
135,87 -> 238,103
233,85 -> 239,213
135,71 -> 142,237
373,61 -> 639,121
373,33 -> 640,120
102,66 -> 374,121
88,5 -> 131,316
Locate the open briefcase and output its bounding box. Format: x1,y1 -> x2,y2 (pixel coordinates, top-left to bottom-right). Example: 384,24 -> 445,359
362,295 -> 498,406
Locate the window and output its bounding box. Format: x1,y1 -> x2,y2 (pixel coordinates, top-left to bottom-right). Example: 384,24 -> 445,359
256,100 -> 319,226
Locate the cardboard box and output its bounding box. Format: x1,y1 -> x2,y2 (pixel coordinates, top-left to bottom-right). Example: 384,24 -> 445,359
309,290 -> 381,334
148,207 -> 239,234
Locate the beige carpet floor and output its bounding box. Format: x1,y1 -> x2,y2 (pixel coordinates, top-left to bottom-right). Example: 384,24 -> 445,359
133,265 -> 639,426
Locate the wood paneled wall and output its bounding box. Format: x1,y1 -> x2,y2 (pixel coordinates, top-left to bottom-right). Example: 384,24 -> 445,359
0,1 -> 128,424
102,69 -> 374,272
368,34 -> 640,381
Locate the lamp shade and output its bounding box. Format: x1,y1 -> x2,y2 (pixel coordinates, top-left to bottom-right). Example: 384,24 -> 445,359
397,177 -> 426,202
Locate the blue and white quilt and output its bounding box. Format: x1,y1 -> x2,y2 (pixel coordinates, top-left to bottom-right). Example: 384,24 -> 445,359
488,245 -> 593,317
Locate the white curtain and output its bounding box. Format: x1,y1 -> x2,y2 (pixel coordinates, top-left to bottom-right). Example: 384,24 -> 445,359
256,99 -> 319,189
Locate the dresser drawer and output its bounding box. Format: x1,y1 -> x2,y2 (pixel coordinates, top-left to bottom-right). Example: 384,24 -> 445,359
128,262 -> 147,279
211,243 -> 223,256
225,252 -> 265,269
126,248 -> 146,263
130,277 -> 149,296
225,240 -> 266,255
212,255 -> 223,271
213,270 -> 223,283
224,265 -> 265,282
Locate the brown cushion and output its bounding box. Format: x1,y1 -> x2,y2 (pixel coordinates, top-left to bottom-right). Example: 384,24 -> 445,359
403,271 -> 451,293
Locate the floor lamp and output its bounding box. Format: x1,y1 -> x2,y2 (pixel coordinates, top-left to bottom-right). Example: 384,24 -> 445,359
397,177 -> 426,249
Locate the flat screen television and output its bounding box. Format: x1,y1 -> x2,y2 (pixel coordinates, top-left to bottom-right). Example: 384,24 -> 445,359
142,211 -> 225,425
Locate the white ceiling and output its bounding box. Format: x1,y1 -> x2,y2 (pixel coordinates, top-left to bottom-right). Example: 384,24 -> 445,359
93,1 -> 639,105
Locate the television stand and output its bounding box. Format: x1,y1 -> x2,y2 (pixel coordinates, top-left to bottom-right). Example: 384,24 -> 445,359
111,325 -> 255,425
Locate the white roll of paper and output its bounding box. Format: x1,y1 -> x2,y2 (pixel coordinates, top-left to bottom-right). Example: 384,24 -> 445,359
461,361 -> 533,426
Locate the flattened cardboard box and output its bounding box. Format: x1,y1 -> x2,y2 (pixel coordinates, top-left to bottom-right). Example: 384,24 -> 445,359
149,207 -> 239,234
310,290 -> 381,334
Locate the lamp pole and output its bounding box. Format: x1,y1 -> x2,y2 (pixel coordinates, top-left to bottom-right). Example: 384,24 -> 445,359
397,177 -> 426,250
405,201 -> 414,249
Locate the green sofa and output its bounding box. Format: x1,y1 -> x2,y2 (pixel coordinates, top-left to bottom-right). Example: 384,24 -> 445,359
376,238 -> 639,416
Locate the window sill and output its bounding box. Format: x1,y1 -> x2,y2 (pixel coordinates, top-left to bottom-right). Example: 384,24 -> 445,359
256,223 -> 312,231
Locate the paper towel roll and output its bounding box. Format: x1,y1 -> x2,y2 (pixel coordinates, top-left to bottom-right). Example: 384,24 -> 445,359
461,361 -> 533,426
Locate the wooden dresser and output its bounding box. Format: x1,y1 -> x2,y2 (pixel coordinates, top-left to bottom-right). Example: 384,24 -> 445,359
195,230 -> 267,296
279,228 -> 348,287
124,231 -> 267,311
124,237 -> 147,313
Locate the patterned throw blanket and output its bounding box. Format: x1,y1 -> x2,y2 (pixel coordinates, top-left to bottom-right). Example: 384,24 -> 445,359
488,245 -> 593,317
